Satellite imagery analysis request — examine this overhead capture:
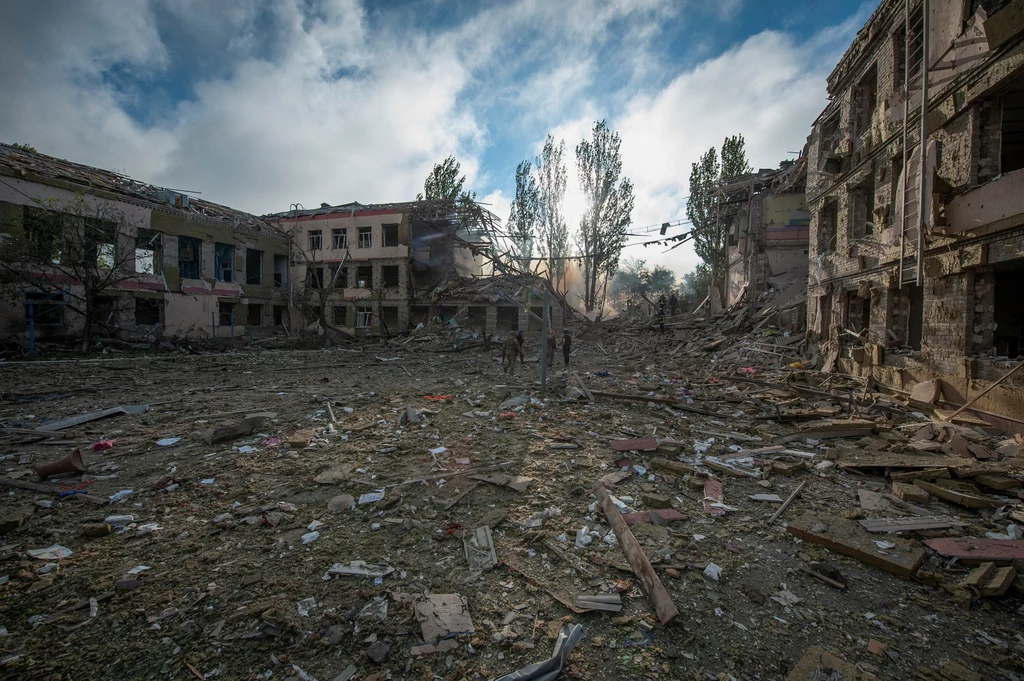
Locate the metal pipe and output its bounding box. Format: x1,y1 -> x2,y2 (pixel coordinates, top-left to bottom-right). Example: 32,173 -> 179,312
917,0 -> 929,287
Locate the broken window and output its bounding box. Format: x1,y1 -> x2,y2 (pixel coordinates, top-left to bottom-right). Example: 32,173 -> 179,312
496,306 -> 518,332
134,297 -> 162,326
332,228 -> 347,250
993,261 -> 1024,357
274,254 -> 288,287
382,223 -> 399,247
379,305 -> 399,332
245,249 -> 263,285
135,229 -> 161,275
214,243 -> 234,282
248,303 -> 262,326
846,291 -> 871,338
330,264 -> 348,288
1001,87 -> 1024,175
358,226 -> 372,248
467,306 -> 487,330
178,236 -> 201,279
308,230 -> 322,251
356,265 -> 373,289
410,305 -> 430,327
892,27 -> 906,89
85,218 -> 117,270
818,200 -> 838,255
307,266 -> 324,289
381,265 -> 400,288
356,306 -> 372,329
273,305 -> 286,326
94,295 -> 118,327
22,206 -> 63,264
333,305 -> 347,326
852,63 -> 878,139
23,291 -> 64,326
850,173 -> 876,241
219,302 -> 235,326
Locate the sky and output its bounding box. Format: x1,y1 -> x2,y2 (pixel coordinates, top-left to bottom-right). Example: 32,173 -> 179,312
0,0 -> 876,280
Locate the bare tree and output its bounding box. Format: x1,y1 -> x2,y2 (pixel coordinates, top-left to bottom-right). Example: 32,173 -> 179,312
0,193 -> 145,351
535,135 -> 569,291
575,120 -> 634,313
277,223 -> 352,347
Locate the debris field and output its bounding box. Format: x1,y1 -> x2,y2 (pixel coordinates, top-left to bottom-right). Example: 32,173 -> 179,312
1,323 -> 1023,681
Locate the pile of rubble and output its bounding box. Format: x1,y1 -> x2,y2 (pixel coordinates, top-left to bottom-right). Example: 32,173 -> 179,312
0,324 -> 1021,680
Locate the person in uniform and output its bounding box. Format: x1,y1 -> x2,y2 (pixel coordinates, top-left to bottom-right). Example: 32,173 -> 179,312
657,295 -> 667,333
561,328 -> 572,367
502,334 -> 524,374
546,328 -> 557,368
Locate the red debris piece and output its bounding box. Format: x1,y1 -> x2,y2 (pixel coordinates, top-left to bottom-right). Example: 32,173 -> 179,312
923,537 -> 1024,562
703,478 -> 725,516
92,440 -> 115,451
610,438 -> 658,452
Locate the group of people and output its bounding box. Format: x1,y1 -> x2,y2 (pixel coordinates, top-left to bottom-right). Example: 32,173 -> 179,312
501,328 -> 571,375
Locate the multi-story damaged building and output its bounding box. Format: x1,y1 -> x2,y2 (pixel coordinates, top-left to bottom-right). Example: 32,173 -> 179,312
806,0 -> 1024,425
724,158 -> 809,324
264,202 -> 567,336
0,143 -> 290,346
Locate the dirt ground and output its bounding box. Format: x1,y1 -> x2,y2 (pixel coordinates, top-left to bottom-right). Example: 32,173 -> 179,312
1,334 -> 1022,681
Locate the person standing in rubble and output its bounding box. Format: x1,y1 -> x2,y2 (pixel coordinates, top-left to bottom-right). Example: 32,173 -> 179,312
657,294 -> 667,333
561,328 -> 572,367
502,333 -> 524,374
669,292 -> 678,317
515,329 -> 525,359
546,328 -> 557,368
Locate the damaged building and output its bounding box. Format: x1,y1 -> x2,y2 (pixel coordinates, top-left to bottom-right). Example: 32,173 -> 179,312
263,202 -> 567,336
0,143 -> 291,346
806,0 -> 1024,427
724,158 -> 810,328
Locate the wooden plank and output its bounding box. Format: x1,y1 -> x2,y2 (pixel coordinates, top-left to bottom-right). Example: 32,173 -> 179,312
593,481 -> 678,624
786,511 -> 925,578
767,480 -> 806,525
648,458 -> 695,476
912,479 -> 1002,508
610,437 -> 658,452
922,537 -> 1024,563
857,516 -> 967,533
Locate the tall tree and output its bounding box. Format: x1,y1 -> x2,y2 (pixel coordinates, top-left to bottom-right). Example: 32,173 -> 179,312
685,134 -> 750,301
575,120 -> 634,312
416,155 -> 476,202
506,160 -> 541,273
0,193 -> 144,351
535,135 -> 569,291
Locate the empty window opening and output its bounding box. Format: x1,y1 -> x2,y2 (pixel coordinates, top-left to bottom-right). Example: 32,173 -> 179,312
214,242 -> 234,282
134,297 -> 162,326
356,306 -> 372,329
818,200 -> 838,254
410,305 -> 430,327
358,227 -> 372,248
851,174 -> 876,240
308,230 -> 322,251
528,306 -> 544,332
382,265 -> 400,288
22,206 -> 63,264
218,302 -> 235,327
307,266 -> 324,289
274,254 -> 288,287
467,306 -> 487,330
273,305 -> 286,326
94,295 -> 118,327
357,265 -> 373,289
993,262 -> 1024,357
248,303 -> 263,326
24,291 -> 64,327
178,236 -> 201,279
379,305 -> 399,333
846,292 -> 871,339
892,27 -> 906,89
908,284 -> 923,351
853,63 -> 878,138
333,305 -> 348,326
382,223 -> 399,247
135,229 -> 161,275
1001,86 -> 1024,175
246,249 -> 263,285
330,264 -> 348,288
84,217 -> 117,270
332,228 -> 347,250
496,306 -> 518,332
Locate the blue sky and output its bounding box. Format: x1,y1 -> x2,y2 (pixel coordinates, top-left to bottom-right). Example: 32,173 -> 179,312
0,0 -> 875,277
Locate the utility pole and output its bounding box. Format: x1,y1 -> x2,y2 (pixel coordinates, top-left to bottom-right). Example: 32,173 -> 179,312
540,288 -> 549,398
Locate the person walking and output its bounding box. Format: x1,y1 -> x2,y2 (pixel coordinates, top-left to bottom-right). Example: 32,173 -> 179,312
669,292 -> 678,317
561,328 -> 572,367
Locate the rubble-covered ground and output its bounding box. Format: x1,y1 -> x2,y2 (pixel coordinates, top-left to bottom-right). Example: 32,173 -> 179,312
1,326 -> 1023,681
